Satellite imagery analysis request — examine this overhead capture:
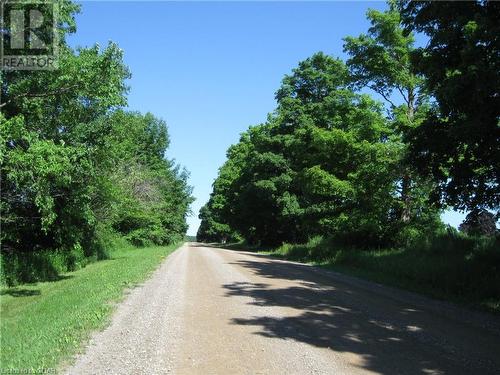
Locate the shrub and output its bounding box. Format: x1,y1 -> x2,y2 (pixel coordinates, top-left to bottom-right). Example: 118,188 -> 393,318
1,248 -> 80,287
124,225 -> 169,247
65,243 -> 86,272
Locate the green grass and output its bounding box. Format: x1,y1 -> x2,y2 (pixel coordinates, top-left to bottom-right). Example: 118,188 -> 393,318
264,234 -> 500,314
0,243 -> 181,371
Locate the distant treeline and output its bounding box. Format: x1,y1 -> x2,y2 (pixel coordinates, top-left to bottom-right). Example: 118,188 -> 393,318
197,1 -> 499,247
0,0 -> 193,285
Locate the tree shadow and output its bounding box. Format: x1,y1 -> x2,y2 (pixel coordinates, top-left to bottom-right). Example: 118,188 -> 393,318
0,288 -> 41,297
223,255 -> 500,375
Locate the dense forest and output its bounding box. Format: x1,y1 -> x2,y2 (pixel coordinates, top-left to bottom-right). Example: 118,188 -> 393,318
0,0 -> 193,285
198,1 -> 499,247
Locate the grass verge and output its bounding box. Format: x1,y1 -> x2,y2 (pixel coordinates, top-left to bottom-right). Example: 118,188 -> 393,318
0,242 -> 181,371
260,234 -> 500,314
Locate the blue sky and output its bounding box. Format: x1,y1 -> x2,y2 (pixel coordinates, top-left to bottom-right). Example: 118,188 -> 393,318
69,1 -> 465,235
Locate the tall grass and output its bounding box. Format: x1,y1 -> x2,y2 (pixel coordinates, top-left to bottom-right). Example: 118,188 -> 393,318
271,232 -> 500,312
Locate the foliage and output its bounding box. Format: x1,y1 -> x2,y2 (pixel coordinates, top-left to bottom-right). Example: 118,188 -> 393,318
0,0 -> 193,285
197,205 -> 239,243
343,2 -> 437,227
399,0 -> 500,214
459,209 -> 498,237
196,137 -> 252,243
199,51 -> 441,247
196,0 -> 499,317
200,0 -> 500,250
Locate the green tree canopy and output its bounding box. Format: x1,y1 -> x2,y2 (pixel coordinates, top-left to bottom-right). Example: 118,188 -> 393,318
399,0 -> 500,215
199,52 -> 441,247
1,0 -> 193,283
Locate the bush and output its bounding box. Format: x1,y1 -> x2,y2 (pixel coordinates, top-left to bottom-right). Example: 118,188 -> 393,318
66,243 -> 86,272
1,247 -> 81,287
275,236 -> 348,263
125,226 -> 167,247
395,226 -> 425,248
275,242 -> 308,261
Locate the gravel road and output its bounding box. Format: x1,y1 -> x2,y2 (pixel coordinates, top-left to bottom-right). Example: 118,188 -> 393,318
65,243 -> 500,375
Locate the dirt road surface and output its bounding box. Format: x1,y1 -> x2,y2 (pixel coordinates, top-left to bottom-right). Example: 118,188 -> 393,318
65,243 -> 500,375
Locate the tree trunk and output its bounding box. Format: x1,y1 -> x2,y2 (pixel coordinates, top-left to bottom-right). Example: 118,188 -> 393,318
400,88 -> 415,224
401,171 -> 411,223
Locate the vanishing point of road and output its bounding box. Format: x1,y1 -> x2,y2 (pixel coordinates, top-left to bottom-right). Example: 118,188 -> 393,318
65,243 -> 500,375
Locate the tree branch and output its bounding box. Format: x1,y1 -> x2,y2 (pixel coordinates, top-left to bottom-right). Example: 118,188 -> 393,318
0,84 -> 80,108
396,86 -> 410,105
373,87 -> 398,109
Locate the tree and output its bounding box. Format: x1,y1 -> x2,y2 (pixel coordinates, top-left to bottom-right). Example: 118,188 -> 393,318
1,114 -> 95,254
95,110 -> 194,246
459,209 -> 497,237
1,0 -> 193,284
197,205 -> 237,243
1,0 -> 131,256
200,53 -> 438,247
344,3 -> 435,225
399,0 -> 500,216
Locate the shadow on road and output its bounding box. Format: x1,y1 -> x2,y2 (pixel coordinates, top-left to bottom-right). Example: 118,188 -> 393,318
222,255 -> 499,375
